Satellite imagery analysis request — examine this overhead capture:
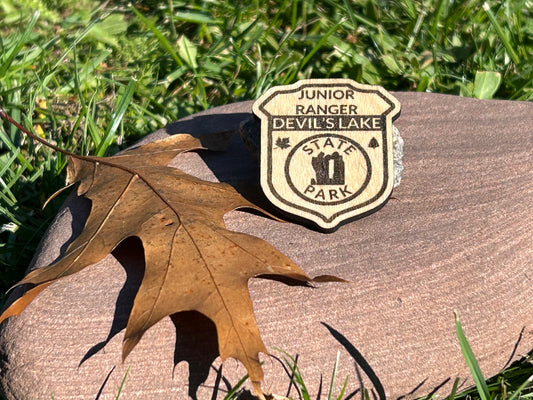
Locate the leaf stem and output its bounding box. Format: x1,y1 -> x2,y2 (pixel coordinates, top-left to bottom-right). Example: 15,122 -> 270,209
0,105 -> 197,233
0,105 -> 90,160
0,106 -> 177,209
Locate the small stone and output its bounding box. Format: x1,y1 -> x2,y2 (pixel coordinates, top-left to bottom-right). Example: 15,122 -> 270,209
392,125 -> 404,188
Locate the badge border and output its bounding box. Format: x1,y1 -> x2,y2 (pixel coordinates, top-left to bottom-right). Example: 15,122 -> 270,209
254,79 -> 401,229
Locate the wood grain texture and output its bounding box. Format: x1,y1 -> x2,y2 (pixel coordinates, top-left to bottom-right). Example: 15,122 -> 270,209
253,79 -> 401,230
0,93 -> 531,400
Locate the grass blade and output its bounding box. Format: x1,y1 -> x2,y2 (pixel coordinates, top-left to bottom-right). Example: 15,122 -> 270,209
430,0 -> 448,38
336,375 -> 349,400
130,5 -> 184,68
274,348 -> 310,400
482,3 -> 520,64
49,14 -> 109,73
284,18 -> 345,84
114,367 -> 129,399
331,0 -> 378,29
0,11 -> 39,78
0,119 -> 35,173
173,10 -> 218,24
454,312 -> 490,400
446,377 -> 460,400
224,372 -> 250,400
59,50 -> 111,94
507,375 -> 533,400
95,78 -> 137,156
327,351 -> 340,400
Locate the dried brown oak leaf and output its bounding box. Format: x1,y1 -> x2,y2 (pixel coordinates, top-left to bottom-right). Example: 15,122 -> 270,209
0,129 -> 343,398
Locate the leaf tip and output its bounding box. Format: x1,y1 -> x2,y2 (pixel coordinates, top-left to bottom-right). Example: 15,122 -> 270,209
0,309 -> 16,326
252,380 -> 266,400
0,282 -> 53,325
312,274 -> 351,283
198,129 -> 237,152
122,336 -> 140,362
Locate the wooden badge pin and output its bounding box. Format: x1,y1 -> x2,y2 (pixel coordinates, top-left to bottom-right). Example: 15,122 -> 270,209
253,79 -> 401,230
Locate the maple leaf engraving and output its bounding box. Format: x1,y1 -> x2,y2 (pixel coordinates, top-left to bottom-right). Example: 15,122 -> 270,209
0,110 -> 343,399
275,137 -> 290,149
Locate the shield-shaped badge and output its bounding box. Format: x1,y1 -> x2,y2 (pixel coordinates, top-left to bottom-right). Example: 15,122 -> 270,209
253,79 -> 401,230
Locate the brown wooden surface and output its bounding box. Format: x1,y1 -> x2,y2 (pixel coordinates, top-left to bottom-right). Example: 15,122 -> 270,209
0,92 -> 531,399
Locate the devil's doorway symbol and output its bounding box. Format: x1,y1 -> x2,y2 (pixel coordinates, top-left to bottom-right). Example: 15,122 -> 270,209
310,152 -> 345,186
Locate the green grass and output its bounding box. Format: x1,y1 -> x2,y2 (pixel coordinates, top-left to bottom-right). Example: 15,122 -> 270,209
0,0 -> 532,399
